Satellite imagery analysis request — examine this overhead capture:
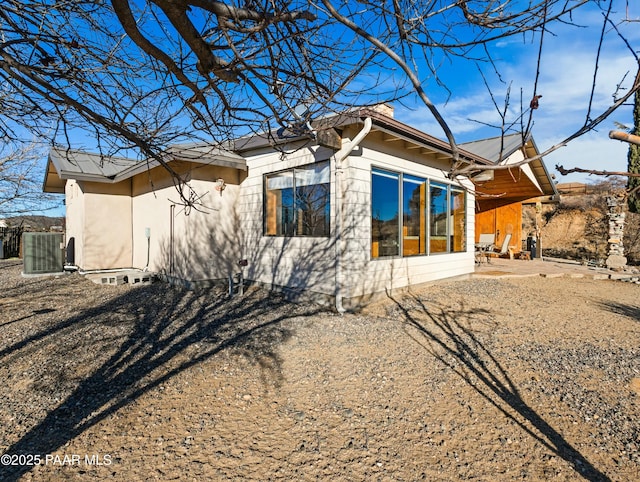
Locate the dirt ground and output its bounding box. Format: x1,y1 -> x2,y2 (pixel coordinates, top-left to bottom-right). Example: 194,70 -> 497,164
0,259 -> 639,481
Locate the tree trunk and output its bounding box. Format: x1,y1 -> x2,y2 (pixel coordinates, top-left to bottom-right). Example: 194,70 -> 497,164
627,89 -> 640,212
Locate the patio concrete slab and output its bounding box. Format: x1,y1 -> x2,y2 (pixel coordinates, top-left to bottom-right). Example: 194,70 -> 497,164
473,257 -> 630,280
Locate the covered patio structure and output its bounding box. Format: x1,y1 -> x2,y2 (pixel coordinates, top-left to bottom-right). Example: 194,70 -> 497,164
462,133 -> 558,258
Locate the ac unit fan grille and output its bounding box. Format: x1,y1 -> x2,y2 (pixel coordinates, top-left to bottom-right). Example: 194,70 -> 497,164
23,233 -> 64,275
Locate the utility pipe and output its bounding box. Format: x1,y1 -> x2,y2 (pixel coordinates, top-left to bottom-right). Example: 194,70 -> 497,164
169,204 -> 176,276
78,267 -> 139,275
333,117 -> 372,313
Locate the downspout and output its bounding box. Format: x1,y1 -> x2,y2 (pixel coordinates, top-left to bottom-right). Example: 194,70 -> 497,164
334,117 -> 372,313
130,178 -> 134,269
169,204 -> 175,276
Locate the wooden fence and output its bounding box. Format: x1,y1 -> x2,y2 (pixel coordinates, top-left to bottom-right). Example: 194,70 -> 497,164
0,226 -> 24,258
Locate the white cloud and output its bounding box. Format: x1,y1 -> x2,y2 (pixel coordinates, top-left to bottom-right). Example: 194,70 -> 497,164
543,131 -> 631,184
395,1 -> 638,183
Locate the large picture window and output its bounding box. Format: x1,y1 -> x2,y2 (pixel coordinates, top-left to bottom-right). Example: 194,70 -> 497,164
371,168 -> 466,258
429,181 -> 448,253
371,169 -> 400,257
265,161 -> 330,237
403,174 -> 427,256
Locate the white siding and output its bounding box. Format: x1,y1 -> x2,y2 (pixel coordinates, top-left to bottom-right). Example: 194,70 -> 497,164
240,143 -> 337,297
335,134 -> 475,304
239,129 -> 476,304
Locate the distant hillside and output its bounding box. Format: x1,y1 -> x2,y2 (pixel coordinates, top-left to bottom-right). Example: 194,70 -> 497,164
1,215 -> 65,231
523,182 -> 640,265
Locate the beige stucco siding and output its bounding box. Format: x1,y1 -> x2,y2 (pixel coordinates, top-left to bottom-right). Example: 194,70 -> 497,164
64,180 -> 85,267
131,162 -> 243,281
80,181 -> 133,270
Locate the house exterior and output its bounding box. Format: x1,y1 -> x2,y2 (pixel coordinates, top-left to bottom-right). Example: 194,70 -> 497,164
43,107 -> 552,309
461,133 -> 558,255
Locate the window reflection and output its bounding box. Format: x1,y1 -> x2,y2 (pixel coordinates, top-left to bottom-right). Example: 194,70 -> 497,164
371,168 -> 466,258
429,182 -> 448,253
451,188 -> 466,252
265,161 -> 330,236
402,175 -> 426,256
371,169 -> 399,257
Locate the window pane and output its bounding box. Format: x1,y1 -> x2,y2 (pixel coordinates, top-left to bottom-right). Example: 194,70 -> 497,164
295,162 -> 330,236
451,188 -> 466,252
264,162 -> 330,237
429,182 -> 448,253
265,171 -> 295,236
402,175 -> 426,256
372,169 -> 400,257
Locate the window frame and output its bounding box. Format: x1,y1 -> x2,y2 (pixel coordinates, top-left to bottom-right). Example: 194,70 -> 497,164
263,160 -> 331,238
371,168 -> 401,257
370,166 -> 467,259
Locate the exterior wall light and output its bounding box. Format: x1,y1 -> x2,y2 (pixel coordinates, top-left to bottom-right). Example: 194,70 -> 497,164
215,178 -> 226,195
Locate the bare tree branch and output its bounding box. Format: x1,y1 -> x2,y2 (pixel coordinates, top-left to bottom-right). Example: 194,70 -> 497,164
0,142 -> 60,216
556,164 -> 640,178
610,130 -> 640,146
0,0 -> 638,210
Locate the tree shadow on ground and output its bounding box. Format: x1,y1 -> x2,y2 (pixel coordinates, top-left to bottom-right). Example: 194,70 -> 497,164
596,300 -> 640,321
0,280 -> 325,481
386,290 -> 610,482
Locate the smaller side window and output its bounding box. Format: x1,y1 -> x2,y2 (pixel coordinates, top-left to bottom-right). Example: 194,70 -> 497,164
264,161 -> 330,237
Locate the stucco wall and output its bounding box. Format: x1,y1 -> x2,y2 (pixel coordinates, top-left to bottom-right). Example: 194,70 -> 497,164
131,162 -> 244,281
79,181 -> 133,270
64,179 -> 84,267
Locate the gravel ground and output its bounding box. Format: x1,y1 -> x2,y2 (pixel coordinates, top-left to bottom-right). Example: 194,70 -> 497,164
0,258 -> 639,481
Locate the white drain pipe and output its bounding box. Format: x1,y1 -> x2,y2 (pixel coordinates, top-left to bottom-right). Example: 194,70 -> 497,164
334,117 -> 372,313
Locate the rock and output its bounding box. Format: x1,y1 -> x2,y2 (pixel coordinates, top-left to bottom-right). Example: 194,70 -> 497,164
630,378 -> 640,396
605,254 -> 627,269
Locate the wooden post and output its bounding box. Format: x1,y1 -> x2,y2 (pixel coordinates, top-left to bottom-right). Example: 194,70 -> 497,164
535,201 -> 542,258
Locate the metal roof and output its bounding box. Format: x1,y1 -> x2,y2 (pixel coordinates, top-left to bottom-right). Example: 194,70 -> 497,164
48,148 -> 139,180
461,133 -> 557,197
459,133 -> 525,163
45,145 -> 247,188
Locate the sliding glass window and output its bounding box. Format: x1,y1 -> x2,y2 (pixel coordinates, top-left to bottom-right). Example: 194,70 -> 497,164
402,174 -> 427,256
429,182 -> 448,253
451,187 -> 466,252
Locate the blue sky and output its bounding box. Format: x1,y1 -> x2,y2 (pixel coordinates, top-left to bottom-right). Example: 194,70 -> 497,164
394,1 -> 640,185
22,1 -> 640,218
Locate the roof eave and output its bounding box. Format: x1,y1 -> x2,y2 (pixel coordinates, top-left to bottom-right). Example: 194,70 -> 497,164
234,107 -> 490,166
46,146 -> 248,185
